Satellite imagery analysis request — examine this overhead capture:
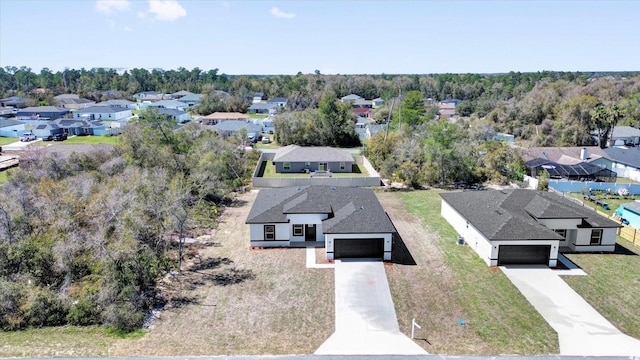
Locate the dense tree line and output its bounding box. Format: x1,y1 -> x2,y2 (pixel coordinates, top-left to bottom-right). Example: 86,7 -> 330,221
0,113 -> 257,331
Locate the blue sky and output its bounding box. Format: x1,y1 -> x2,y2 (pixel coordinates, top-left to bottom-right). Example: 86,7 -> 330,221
1,0 -> 639,75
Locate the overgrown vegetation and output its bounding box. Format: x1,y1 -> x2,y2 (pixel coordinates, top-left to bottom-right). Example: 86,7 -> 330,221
0,113 -> 257,331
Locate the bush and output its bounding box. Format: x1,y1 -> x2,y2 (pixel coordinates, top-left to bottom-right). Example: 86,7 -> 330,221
22,287 -> 67,327
102,301 -> 145,332
67,298 -> 101,326
0,279 -> 26,330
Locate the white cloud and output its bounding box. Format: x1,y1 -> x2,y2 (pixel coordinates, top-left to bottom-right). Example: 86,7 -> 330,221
147,0 -> 187,21
270,7 -> 295,19
95,0 -> 130,14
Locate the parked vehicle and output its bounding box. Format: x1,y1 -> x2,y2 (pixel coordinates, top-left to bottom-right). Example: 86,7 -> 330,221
41,134 -> 54,141
262,136 -> 271,144
19,132 -> 37,142
53,133 -> 68,141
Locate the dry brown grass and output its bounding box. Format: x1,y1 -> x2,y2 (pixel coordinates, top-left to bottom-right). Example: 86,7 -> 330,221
109,190 -> 334,355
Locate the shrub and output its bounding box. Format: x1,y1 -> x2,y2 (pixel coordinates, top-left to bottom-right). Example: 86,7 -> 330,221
102,302 -> 145,332
67,297 -> 101,326
0,279 -> 26,330
22,287 -> 67,327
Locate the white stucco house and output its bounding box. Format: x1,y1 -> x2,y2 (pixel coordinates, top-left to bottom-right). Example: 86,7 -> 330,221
440,189 -> 621,267
246,186 -> 395,260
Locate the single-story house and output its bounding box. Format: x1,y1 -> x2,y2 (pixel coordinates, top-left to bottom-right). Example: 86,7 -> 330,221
16,106 -> 70,120
440,189 -> 622,267
371,97 -> 384,108
351,108 -> 372,118
157,108 -> 190,123
0,118 -> 26,138
74,105 -> 132,122
133,91 -> 164,100
201,112 -> 249,126
51,118 -> 116,136
176,93 -> 203,107
352,99 -> 373,108
248,102 -> 278,114
261,118 -> 275,134
246,185 -> 395,260
171,90 -> 194,99
272,145 -> 355,173
55,96 -> 95,110
210,120 -> 261,139
252,92 -> 264,103
615,201 -> 640,230
266,97 -> 288,108
604,147 -> 640,182
439,98 -> 462,107
0,96 -> 27,108
592,126 -> 640,147
95,99 -> 138,110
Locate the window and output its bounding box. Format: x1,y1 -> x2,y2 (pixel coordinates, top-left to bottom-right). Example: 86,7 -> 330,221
305,162 -> 310,167
283,162 -> 290,171
555,229 -> 566,239
590,229 -> 603,245
264,225 -> 275,240
293,224 -> 304,236
340,162 -> 345,170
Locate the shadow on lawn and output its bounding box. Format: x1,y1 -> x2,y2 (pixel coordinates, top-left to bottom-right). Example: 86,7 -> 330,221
614,242 -> 639,256
390,231 -> 417,265
187,256 -> 256,286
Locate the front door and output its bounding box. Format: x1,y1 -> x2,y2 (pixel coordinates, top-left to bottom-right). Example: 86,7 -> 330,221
305,224 -> 316,241
318,162 -> 327,171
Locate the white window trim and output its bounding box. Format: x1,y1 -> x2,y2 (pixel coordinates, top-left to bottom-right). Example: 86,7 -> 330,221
293,224 -> 304,236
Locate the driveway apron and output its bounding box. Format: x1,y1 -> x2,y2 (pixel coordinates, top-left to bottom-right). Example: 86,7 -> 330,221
502,265 -> 640,356
314,259 -> 427,355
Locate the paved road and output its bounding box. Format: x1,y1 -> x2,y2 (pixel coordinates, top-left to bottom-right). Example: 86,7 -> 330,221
315,260 -> 427,355
502,265 -> 640,356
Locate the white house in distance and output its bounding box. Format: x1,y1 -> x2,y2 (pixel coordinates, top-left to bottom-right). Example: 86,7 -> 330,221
246,185 -> 395,260
440,189 -> 621,267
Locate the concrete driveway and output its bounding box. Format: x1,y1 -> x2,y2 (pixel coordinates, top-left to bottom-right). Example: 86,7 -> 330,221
502,265 -> 640,356
314,259 -> 427,355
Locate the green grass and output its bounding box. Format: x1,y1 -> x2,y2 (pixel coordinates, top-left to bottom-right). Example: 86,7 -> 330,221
399,190 -> 558,354
258,161 -> 369,178
562,239 -> 640,339
63,135 -> 120,145
246,113 -> 269,119
0,326 -> 142,357
0,137 -> 18,145
0,168 -> 15,183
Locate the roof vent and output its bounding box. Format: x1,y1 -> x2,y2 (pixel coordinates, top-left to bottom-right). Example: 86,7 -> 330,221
360,206 -> 364,210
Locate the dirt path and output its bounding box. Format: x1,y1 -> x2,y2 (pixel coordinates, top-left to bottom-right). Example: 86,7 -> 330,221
377,191 -> 491,355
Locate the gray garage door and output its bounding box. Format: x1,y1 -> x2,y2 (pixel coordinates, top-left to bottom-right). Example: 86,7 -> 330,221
334,238 -> 384,259
498,245 -> 550,265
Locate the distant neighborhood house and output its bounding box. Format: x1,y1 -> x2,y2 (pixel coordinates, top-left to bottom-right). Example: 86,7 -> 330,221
272,145 -> 355,174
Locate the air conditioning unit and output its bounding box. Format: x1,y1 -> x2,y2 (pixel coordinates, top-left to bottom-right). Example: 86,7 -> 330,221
456,236 -> 465,245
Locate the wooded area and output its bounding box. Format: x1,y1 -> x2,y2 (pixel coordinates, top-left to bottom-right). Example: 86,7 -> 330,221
0,115 -> 258,331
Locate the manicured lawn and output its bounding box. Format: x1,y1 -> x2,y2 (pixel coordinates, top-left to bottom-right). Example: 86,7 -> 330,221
0,137 -> 18,145
246,113 -> 269,120
396,190 -> 558,354
259,161 -> 369,178
64,135 -> 120,145
562,239 -> 640,340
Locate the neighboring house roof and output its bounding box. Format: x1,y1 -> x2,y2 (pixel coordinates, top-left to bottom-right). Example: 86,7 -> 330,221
211,120 -> 261,132
246,186 -> 396,234
352,99 -> 372,107
147,100 -> 186,108
0,96 -> 27,103
54,94 -> 80,100
157,108 -> 188,117
610,126 -> 640,138
440,98 -> 462,106
177,93 -> 203,102
273,145 -> 354,163
56,97 -> 93,105
526,159 -> 617,178
351,108 -> 371,115
18,106 -> 68,113
604,147 -> 640,168
53,118 -> 105,129
341,94 -> 363,101
0,119 -> 24,128
267,97 -> 288,104
440,190 -> 621,242
521,146 -> 609,165
172,90 -> 193,97
76,105 -> 127,114
203,112 -> 249,120
96,99 -> 136,106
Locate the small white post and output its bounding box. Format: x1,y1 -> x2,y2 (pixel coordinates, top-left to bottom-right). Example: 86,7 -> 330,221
411,318 -> 421,339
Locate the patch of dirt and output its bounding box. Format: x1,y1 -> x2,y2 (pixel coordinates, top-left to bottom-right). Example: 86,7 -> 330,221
377,192 -> 491,355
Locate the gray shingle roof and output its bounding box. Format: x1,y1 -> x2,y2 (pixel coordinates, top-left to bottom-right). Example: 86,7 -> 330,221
604,147 -> 640,168
621,201 -> 640,214
440,189 -> 621,241
246,186 -> 396,234
76,106 -> 127,114
0,119 -> 24,128
211,120 -> 261,132
273,145 -> 354,163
